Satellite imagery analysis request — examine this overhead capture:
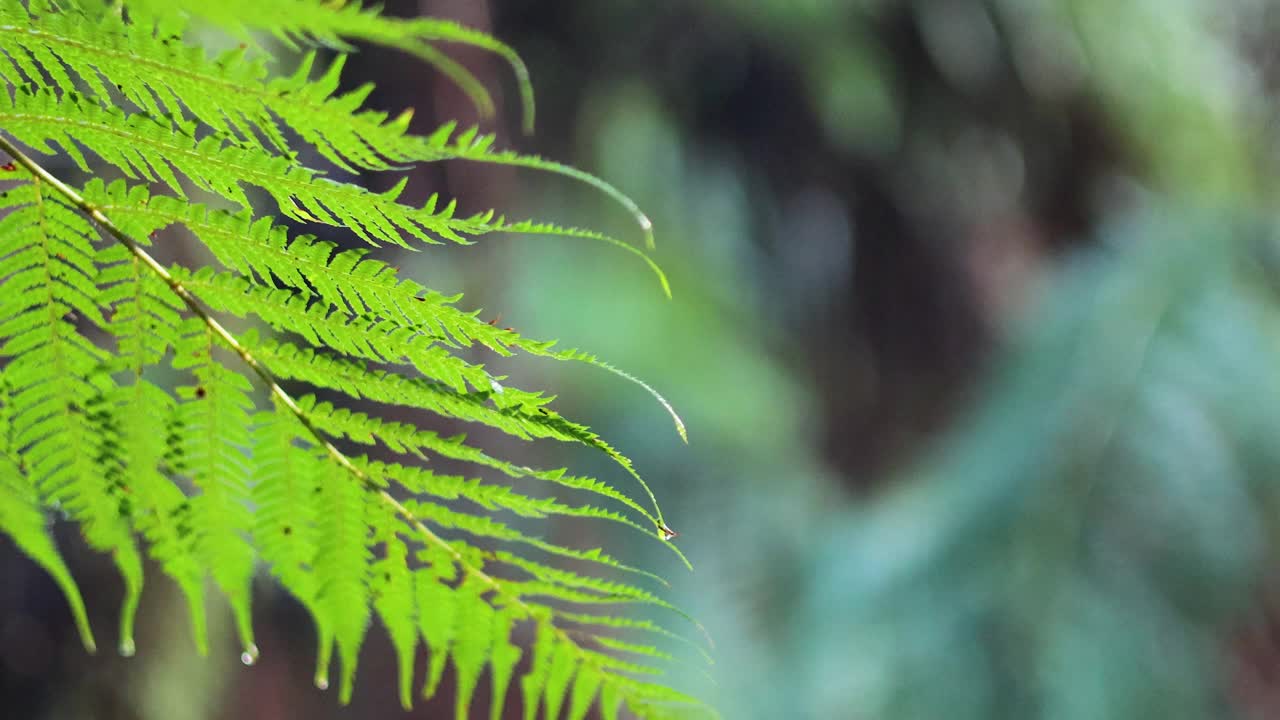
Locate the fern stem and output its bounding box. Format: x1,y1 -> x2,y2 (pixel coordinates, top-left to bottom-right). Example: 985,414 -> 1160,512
0,132 -> 692,688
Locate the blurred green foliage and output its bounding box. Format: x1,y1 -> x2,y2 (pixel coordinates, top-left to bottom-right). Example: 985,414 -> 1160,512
486,1 -> 1280,718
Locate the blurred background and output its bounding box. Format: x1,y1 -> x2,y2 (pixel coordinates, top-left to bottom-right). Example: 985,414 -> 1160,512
11,0 -> 1280,717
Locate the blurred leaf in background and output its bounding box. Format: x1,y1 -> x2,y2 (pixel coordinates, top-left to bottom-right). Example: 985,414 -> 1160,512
488,0 -> 1280,718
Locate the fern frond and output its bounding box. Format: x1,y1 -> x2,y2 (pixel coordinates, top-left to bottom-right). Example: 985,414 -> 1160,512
5,86 -> 671,289
85,181 -> 670,381
542,640 -> 578,720
0,5 -> 651,247
0,374 -> 95,652
0,5 -> 653,260
0,175 -> 145,654
370,529 -> 417,710
486,609 -> 524,720
125,0 -> 535,132
400,497 -> 652,580
251,402 -> 324,641
0,2 -> 713,715
0,88 -> 492,246
171,318 -> 258,658
552,609 -> 714,666
244,333 -> 681,536
520,620 -> 556,720
361,456 -> 656,537
568,665 -> 604,720
295,393 -> 659,525
449,577 -> 496,719
109,377 -> 211,650
83,179 -> 681,448
93,233 -> 215,650
312,453 -> 373,703
0,1 -> 288,155
168,266 -> 505,396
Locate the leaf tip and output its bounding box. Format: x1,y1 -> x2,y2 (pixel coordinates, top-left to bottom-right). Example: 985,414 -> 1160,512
240,643 -> 260,666
638,213 -> 655,250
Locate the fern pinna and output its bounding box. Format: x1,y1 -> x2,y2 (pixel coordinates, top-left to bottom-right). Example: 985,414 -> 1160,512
0,1 -> 712,717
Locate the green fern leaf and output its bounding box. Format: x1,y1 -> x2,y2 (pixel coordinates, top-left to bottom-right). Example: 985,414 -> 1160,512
0,176 -> 145,654
0,2 -> 714,716
450,579 -> 495,720
251,403 -> 324,645
0,88 -> 497,247
488,610 -> 524,720
0,376 -> 95,652
543,640 -> 579,720
108,377 -> 210,652
83,180 -> 680,442
312,456 -> 373,703
371,528 -> 417,710
172,319 -> 258,658
415,545 -> 460,700
568,665 -> 604,720
126,0 -> 534,132
294,394 -> 660,527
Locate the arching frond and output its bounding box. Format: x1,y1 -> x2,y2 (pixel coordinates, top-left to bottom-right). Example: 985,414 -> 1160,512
0,174 -> 145,654
0,1 -> 712,717
124,0 -> 536,132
